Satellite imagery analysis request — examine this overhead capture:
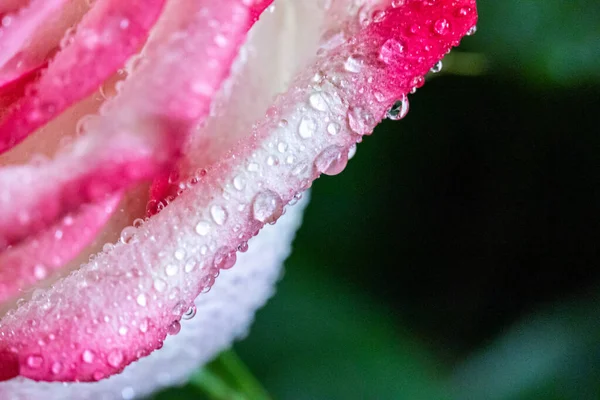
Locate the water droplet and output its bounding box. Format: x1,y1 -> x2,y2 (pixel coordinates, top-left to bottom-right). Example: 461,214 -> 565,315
210,205 -> 227,226
165,264 -> 178,277
347,106 -> 373,136
33,264 -> 47,280
214,248 -> 237,270
298,116 -> 317,139
277,142 -> 288,153
107,350 -> 124,368
120,226 -> 137,244
467,25 -> 477,36
247,162 -> 260,172
167,320 -> 181,336
391,0 -> 406,7
372,9 -> 386,23
26,354 -> 44,369
327,122 -> 340,135
314,146 -> 349,176
136,294 -> 147,307
182,305 -> 197,320
174,249 -> 186,261
237,241 -> 249,253
344,55 -> 363,73
387,95 -> 410,120
309,92 -> 329,112
118,326 -> 128,336
153,278 -> 167,292
266,155 -> 278,166
195,221 -> 211,236
433,18 -> 450,35
348,144 -> 358,160
430,60 -> 443,74
233,175 -> 246,190
82,349 -> 95,363
252,190 -> 283,224
51,361 -> 63,375
184,260 -> 196,273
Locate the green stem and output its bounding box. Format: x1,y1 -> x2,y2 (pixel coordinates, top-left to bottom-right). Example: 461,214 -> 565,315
190,349 -> 271,400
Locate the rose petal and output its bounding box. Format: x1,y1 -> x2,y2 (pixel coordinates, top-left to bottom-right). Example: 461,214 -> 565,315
0,194 -> 122,305
0,0 -> 69,87
0,0 -> 476,383
0,0 -> 254,251
0,0 -> 166,154
0,194 -> 308,399
0,0 -> 91,96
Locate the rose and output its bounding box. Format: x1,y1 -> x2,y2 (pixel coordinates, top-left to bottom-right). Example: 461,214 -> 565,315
0,0 -> 476,398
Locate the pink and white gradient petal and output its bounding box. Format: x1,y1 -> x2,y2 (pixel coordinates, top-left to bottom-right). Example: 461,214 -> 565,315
0,194 -> 309,400
0,0 -> 166,154
0,0 -> 476,394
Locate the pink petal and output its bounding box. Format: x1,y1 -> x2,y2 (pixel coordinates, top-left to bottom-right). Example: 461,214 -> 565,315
0,0 -> 252,251
0,0 -> 476,383
0,194 -> 121,304
249,0 -> 274,23
0,0 -> 166,154
0,195 -> 308,399
0,0 -> 69,89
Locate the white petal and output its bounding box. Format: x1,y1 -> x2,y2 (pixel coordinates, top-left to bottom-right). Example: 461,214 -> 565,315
0,194 -> 309,400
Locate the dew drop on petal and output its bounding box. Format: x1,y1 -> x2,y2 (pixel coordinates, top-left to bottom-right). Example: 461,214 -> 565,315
210,205 -> 227,226
82,349 -> 95,363
214,248 -> 237,270
26,354 -> 44,369
107,350 -> 124,368
314,145 -> 349,176
433,18 -> 451,35
165,264 -> 178,277
233,175 -> 246,190
298,116 -> 317,139
51,361 -> 62,375
167,320 -> 181,336
182,305 -> 197,320
387,95 -> 410,120
430,60 -> 443,74
327,122 -> 340,135
120,226 -> 137,244
309,92 -> 329,112
344,55 -> 363,73
252,190 -> 283,224
195,221 -> 211,236
347,106 -> 373,136
153,278 -> 167,292
136,294 -> 147,307
237,241 -> 249,253
348,144 -> 358,160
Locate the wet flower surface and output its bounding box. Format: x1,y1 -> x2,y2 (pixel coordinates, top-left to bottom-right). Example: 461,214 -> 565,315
0,0 -> 476,398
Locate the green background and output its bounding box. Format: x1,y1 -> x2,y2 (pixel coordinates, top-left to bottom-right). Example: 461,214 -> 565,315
152,1 -> 600,399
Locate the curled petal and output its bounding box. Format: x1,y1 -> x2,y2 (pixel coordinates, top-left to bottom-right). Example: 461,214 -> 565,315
0,0 -> 476,383
0,194 -> 308,399
0,0 -> 86,93
0,0 -> 253,251
0,0 -> 166,154
0,194 -> 122,304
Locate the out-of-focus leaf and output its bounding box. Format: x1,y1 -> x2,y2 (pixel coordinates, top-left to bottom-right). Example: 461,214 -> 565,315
235,254 -> 451,400
450,288 -> 600,400
463,0 -> 600,85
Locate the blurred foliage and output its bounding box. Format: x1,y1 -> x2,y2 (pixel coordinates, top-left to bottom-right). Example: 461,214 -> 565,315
464,0 -> 600,86
151,1 -> 600,399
